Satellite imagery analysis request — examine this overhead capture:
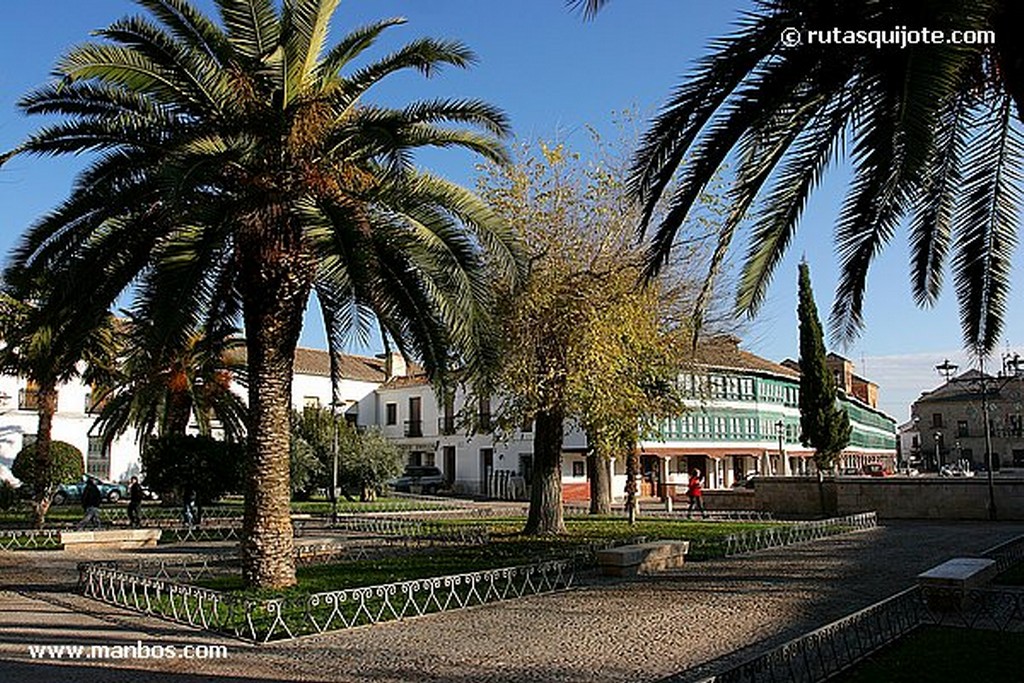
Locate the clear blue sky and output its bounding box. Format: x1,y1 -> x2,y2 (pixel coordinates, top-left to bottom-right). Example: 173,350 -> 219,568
1,1 -> 1021,421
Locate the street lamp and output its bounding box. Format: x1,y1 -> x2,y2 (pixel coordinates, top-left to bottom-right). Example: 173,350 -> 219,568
936,355 -> 998,521
775,420 -> 785,477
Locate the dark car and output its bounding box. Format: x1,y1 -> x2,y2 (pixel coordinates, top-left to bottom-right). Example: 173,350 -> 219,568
389,466 -> 446,495
52,477 -> 129,505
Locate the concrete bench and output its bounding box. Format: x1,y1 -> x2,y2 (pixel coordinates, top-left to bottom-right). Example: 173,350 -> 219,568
917,557 -> 997,611
596,541 -> 690,577
60,529 -> 162,553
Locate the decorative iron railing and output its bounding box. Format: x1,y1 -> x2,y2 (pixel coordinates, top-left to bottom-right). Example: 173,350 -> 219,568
681,588 -> 924,683
79,557 -> 576,643
0,528 -> 62,551
330,515 -> 489,545
723,512 -> 877,557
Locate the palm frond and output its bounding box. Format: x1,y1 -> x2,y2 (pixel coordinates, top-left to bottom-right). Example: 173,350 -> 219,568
950,97 -> 1022,353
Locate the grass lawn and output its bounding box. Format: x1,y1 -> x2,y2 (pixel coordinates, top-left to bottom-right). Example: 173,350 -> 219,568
197,515 -> 784,597
830,626 -> 1024,682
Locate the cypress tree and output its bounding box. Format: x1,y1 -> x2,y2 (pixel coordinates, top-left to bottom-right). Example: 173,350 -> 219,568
797,262 -> 851,508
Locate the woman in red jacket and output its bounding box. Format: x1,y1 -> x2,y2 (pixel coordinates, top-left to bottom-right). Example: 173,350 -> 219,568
686,469 -> 706,519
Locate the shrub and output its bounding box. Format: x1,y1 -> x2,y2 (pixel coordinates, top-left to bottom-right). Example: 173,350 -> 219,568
141,435 -> 244,505
12,440 -> 84,489
0,481 -> 18,510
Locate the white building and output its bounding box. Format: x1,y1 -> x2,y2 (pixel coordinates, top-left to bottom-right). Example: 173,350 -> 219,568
0,348 -> 395,482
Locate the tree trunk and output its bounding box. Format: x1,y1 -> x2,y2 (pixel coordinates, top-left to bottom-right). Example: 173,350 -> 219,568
238,222 -> 313,590
587,449 -> 612,515
816,468 -> 827,519
624,447 -> 639,525
164,390 -> 193,437
524,406 -> 566,535
31,382 -> 58,529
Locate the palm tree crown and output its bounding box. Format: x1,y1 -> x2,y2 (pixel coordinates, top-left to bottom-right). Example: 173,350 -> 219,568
2,0 -> 523,587
578,0 -> 1024,354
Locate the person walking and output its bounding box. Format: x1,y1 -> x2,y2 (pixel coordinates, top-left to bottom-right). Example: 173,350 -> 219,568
686,469 -> 706,519
127,476 -> 144,528
75,478 -> 103,530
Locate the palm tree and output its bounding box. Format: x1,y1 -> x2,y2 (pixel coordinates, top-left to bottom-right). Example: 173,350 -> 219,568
91,312 -> 248,449
0,288 -> 119,527
572,0 -> 1024,354
2,0 -> 522,588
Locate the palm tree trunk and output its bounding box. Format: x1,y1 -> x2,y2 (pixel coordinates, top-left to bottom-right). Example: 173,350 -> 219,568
238,227 -> 313,590
524,406 -> 566,535
31,381 -> 58,529
164,390 -> 192,437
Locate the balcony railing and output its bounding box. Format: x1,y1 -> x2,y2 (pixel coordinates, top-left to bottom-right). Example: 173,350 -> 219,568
404,420 -> 423,438
438,415 -> 456,435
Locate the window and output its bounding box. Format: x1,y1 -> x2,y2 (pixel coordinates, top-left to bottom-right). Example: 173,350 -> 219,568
932,413 -> 943,428
478,396 -> 492,432
424,452 -> 436,467
572,461 -> 585,478
303,396 -> 321,410
957,420 -> 969,438
385,403 -> 397,425
87,436 -> 110,479
408,451 -> 423,466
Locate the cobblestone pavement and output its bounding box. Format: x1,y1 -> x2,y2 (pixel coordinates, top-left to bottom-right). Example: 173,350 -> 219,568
2,520 -> 1023,682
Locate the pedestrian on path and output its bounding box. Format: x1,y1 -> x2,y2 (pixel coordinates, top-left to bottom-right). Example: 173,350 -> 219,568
686,469 -> 705,519
75,478 -> 102,530
127,476 -> 144,528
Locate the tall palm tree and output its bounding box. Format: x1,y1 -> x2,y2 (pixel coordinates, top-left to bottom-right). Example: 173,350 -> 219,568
2,0 -> 522,588
0,288 -> 120,527
572,0 -> 1024,354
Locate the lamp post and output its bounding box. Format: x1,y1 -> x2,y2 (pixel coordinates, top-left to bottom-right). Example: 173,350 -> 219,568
775,420 -> 785,477
935,356 -> 998,520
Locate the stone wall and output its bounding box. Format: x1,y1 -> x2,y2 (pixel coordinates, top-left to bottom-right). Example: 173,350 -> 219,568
754,476 -> 1024,520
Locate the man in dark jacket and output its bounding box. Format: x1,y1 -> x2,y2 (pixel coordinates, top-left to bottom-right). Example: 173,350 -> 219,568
75,478 -> 103,530
127,476 -> 144,528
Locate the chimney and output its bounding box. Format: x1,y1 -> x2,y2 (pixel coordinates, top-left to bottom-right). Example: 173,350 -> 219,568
379,352 -> 407,380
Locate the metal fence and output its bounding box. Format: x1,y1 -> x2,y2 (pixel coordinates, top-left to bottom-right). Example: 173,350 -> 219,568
682,588 -> 924,683
329,515 -> 490,545
0,528 -> 62,550
722,512 -> 877,557
79,556 -> 576,643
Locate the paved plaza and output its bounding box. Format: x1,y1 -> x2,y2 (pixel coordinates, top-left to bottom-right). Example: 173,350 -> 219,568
2,521 -> 1024,682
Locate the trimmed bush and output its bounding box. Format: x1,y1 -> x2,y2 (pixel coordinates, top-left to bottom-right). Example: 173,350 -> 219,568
12,440 -> 84,489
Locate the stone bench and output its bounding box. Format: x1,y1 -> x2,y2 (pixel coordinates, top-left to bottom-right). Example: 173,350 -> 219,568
596,541 -> 690,577
60,529 -> 162,553
917,557 -> 997,611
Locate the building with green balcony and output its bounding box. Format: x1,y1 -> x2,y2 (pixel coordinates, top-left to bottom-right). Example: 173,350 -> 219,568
638,337 -> 898,491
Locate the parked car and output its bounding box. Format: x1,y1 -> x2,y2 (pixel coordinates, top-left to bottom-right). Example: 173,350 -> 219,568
389,466 -> 446,494
939,464 -> 975,478
732,472 -> 758,489
51,477 -> 129,505
861,463 -> 891,477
